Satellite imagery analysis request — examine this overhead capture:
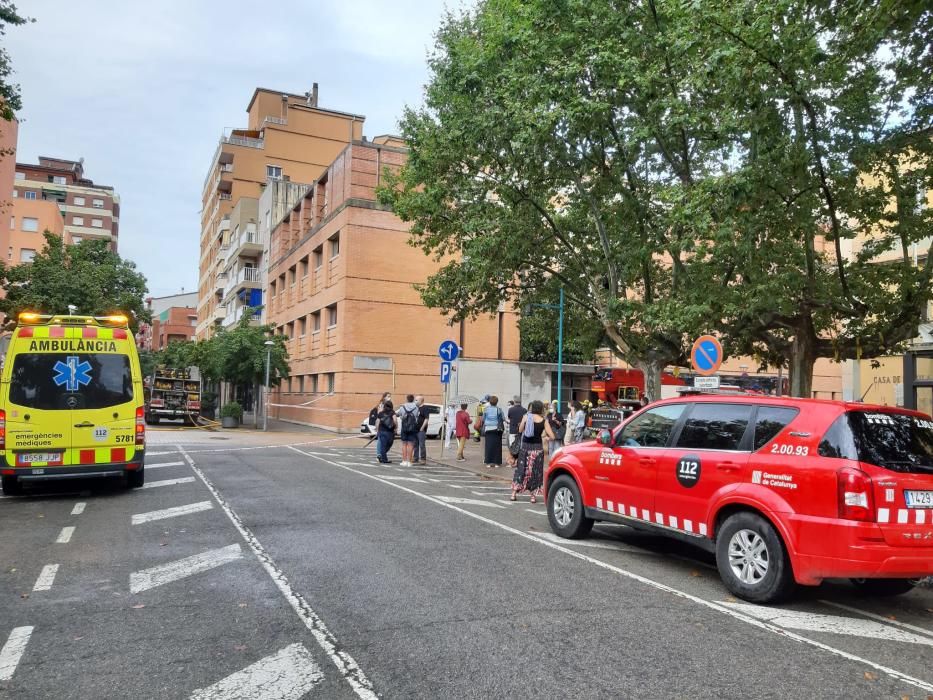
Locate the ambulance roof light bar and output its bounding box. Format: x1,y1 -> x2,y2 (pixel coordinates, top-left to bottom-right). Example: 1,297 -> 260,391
17,311 -> 129,328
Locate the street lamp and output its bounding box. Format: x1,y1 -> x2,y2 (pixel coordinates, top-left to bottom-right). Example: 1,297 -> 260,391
524,287 -> 565,409
263,340 -> 274,432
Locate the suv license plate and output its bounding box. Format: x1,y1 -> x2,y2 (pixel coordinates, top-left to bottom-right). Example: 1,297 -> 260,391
17,452 -> 61,465
904,490 -> 933,508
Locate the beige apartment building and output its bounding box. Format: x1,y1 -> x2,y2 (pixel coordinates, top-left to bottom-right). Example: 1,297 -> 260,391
266,138 -> 520,431
13,157 -> 119,250
197,85 -> 364,338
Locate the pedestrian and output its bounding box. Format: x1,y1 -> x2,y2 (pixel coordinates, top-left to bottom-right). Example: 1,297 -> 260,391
368,391 -> 391,433
572,401 -> 587,443
412,395 -> 429,465
482,395 -> 505,468
444,402 -> 457,450
511,400 -> 554,503
376,400 -> 397,464
547,402 -> 566,455
473,396 -> 488,442
455,403 -> 472,461
507,395 -> 526,448
396,394 -> 420,467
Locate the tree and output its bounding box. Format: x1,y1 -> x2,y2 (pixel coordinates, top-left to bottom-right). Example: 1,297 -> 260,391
699,0 -> 933,396
0,1 -> 31,122
214,312 -> 289,427
381,0 -> 741,400
519,281 -> 606,365
0,233 -> 150,331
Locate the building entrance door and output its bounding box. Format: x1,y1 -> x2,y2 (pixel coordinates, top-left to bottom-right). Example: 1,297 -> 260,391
904,351 -> 933,414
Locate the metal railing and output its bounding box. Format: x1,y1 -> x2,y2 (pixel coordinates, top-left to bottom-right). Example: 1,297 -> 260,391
238,267 -> 261,283
223,134 -> 264,149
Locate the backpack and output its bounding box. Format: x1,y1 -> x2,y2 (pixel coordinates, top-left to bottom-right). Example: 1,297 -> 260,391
401,406 -> 419,433
379,413 -> 395,432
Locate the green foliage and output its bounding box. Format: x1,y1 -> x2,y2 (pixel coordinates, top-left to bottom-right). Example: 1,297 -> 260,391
138,350 -> 158,380
0,233 -> 150,331
0,1 -> 31,122
519,283 -> 606,364
219,401 -> 243,420
384,0 -> 933,397
152,311 -> 289,388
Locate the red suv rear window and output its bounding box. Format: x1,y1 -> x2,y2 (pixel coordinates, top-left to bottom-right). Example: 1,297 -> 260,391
819,411 -> 933,474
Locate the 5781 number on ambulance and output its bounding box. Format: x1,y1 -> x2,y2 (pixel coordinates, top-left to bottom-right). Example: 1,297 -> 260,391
0,312 -> 146,496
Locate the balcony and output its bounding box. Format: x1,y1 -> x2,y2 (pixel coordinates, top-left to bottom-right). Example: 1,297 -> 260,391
219,193 -> 232,201
223,134 -> 264,149
214,272 -> 227,295
231,226 -> 262,259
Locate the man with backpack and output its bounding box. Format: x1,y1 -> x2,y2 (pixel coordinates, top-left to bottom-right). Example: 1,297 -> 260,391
396,394 -> 420,467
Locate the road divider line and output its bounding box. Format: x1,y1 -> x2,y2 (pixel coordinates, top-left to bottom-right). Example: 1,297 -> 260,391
379,476 -> 427,483
55,527 -> 74,544
178,445 -> 377,700
819,600 -> 933,640
70,502 -> 86,516
190,643 -> 323,700
526,508 -> 545,515
288,445 -> 933,695
131,501 -> 214,525
145,461 -> 185,470
32,564 -> 59,592
130,544 -> 242,594
145,451 -> 178,456
140,476 -> 195,490
0,626 -> 33,681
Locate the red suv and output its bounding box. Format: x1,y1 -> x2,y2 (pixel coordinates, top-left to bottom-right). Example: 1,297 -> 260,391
544,394 -> 933,603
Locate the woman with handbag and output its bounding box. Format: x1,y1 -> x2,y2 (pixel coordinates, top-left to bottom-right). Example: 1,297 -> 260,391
481,395 -> 505,468
511,400 -> 554,502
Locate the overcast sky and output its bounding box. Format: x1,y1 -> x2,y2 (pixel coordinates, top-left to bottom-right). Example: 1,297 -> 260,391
6,0 -> 460,297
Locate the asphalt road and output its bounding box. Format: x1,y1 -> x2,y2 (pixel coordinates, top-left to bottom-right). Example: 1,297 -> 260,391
1,427 -> 932,699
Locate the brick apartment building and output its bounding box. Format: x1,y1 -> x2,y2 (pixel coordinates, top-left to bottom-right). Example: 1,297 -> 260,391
137,292 -> 198,351
266,138 -> 519,431
12,156 -> 120,251
198,85 -> 364,338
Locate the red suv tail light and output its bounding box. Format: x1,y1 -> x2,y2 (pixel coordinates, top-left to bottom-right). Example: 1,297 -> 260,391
136,406 -> 145,446
0,409 -> 5,450
837,467 -> 874,522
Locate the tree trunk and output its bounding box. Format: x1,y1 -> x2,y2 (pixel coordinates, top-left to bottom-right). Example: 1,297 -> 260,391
636,358 -> 664,403
788,320 -> 817,398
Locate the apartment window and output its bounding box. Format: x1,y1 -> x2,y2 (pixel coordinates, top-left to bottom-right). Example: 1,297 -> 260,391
299,256 -> 309,278
298,316 -> 307,336
73,216 -> 85,226
286,322 -> 294,339
297,376 -> 304,393
289,266 -> 297,286
311,375 -> 319,394
14,172 -> 24,180
313,246 -> 323,270
21,217 -> 38,232
19,249 -> 36,263
72,236 -> 82,244
270,280 -> 277,298
91,218 -> 103,228
266,165 -> 283,179
329,234 -> 340,259
51,175 -> 66,185
74,196 -> 85,206
311,312 -> 321,332
326,373 -> 335,393
92,198 -> 104,208
327,304 -> 338,328
24,191 -> 36,200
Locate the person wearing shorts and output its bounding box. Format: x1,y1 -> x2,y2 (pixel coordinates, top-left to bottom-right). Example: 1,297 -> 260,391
396,394 -> 420,467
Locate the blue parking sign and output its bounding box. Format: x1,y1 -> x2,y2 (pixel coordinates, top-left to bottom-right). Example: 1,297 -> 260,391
440,361 -> 452,384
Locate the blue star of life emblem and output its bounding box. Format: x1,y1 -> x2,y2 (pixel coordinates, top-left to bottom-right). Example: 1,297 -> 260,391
53,356 -> 93,392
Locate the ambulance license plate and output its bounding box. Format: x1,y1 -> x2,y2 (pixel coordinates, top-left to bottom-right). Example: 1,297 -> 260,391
905,490 -> 933,508
17,452 -> 60,465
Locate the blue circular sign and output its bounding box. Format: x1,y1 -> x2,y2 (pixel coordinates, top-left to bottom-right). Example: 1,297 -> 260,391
690,335 -> 723,376
438,340 -> 460,362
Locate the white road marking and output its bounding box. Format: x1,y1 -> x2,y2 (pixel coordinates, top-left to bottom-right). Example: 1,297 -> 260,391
472,491 -> 511,497
146,461 -> 185,469
140,476 -> 196,489
819,600 -> 933,640
146,451 -> 178,456
724,602 -> 933,646
378,476 -> 426,483
130,544 -> 243,594
32,564 -> 59,592
526,508 -> 545,515
71,502 -> 86,516
55,526 -> 75,544
535,531 -> 646,552
288,446 -> 933,694
178,447 -> 377,700
131,501 -> 214,525
434,496 -> 505,508
190,643 -> 323,700
0,626 -> 33,681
